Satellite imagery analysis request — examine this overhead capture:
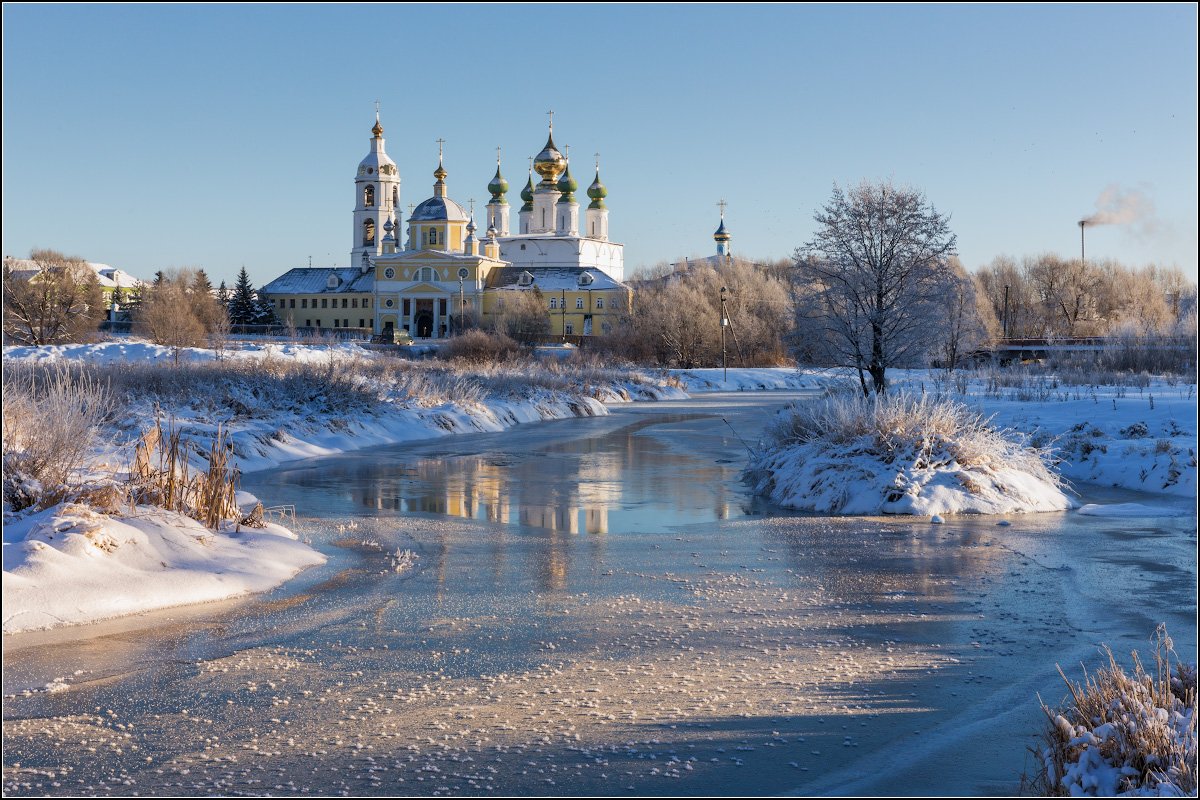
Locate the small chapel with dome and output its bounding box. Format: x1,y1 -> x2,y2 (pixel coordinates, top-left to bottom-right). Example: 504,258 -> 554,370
262,113 -> 632,340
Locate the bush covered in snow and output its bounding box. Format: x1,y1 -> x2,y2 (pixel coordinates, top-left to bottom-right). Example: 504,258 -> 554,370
1028,625 -> 1197,797
746,391 -> 1073,515
2,363 -> 115,511
438,329 -> 521,363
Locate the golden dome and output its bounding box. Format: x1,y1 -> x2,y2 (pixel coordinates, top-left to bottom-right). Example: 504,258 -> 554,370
533,131 -> 566,183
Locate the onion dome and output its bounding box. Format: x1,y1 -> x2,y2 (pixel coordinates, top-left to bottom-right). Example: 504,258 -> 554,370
556,161 -> 578,203
533,131 -> 566,183
714,217 -> 731,241
587,167 -> 607,210
372,117 -> 383,138
486,223 -> 498,240
488,165 -> 509,204
519,171 -> 534,212
383,217 -> 395,239
466,213 -> 477,235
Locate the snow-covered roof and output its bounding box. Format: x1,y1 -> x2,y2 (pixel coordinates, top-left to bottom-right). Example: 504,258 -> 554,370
485,266 -> 627,292
410,196 -> 469,222
260,267 -> 375,295
3,257 -> 146,289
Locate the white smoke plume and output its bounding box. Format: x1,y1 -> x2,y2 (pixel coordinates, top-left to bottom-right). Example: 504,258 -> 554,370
1080,185 -> 1157,232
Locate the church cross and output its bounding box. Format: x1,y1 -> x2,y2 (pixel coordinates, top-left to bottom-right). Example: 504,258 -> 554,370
468,198 -> 476,215
547,109 -> 554,131
496,145 -> 502,165
374,99 -> 380,116
436,137 -> 445,163
594,152 -> 600,170
717,199 -> 728,218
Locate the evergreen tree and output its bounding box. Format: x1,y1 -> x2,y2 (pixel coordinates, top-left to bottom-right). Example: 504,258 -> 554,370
228,266 -> 258,325
152,270 -> 165,288
254,295 -> 279,326
216,280 -> 231,308
191,268 -> 214,297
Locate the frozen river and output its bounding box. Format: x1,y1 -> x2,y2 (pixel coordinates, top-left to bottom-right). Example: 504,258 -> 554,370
4,392 -> 1196,795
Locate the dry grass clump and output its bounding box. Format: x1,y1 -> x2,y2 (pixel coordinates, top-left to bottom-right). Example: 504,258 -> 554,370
2,362 -> 115,511
438,330 -> 521,363
128,421 -> 255,530
1027,625 -> 1197,796
760,391 -> 1060,484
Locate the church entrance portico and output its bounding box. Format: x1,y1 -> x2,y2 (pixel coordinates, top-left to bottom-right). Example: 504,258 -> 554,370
414,299 -> 435,338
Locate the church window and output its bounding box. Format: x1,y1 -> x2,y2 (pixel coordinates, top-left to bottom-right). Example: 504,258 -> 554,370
429,228 -> 437,245
550,298 -> 557,309
342,298 -> 348,308
565,323 -> 574,335
321,298 -> 328,309
344,319 -> 349,327
596,298 -> 604,309
301,299 -> 308,308
305,319 -> 311,327
316,319 -> 322,327
334,319 -> 340,328
359,319 -> 365,328
393,188 -> 399,208
352,298 -> 358,308
541,209 -> 546,227
289,299 -> 295,308
576,298 -> 584,309
364,185 -> 375,207
363,219 -> 375,246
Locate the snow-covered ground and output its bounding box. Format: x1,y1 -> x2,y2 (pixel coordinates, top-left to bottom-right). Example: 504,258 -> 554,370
2,499 -> 324,634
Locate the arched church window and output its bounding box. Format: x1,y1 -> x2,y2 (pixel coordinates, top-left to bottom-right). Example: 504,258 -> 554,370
429,229 -> 437,245
363,219 -> 375,246
393,188 -> 399,209
365,185 -> 375,207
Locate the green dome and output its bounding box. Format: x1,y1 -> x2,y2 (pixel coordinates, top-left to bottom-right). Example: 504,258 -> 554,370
519,172 -> 534,212
587,169 -> 607,209
488,165 -> 509,201
556,162 -> 578,202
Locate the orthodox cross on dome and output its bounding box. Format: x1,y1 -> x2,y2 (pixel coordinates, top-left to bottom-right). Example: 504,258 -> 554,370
436,138 -> 445,165
496,146 -> 502,165
375,99 -> 380,117
527,155 -> 533,173
564,144 -> 570,160
409,203 -> 415,216
468,198 -> 476,215
594,152 -> 600,170
718,199 -> 728,218
546,109 -> 554,132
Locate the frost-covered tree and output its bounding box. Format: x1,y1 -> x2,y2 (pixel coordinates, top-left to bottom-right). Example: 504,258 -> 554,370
793,181 -> 957,395
2,250 -> 106,345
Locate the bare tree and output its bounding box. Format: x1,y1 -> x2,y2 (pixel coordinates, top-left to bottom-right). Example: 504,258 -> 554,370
132,268 -> 223,363
487,288 -> 551,342
794,181 -> 958,394
3,250 -> 106,345
937,258 -> 997,372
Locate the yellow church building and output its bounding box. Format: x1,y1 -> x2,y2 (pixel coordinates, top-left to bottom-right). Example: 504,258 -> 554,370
261,115 -> 631,341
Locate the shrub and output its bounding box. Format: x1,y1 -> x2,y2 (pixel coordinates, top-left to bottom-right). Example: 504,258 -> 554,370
2,362 -> 115,511
438,329 -> 520,363
1027,625 -> 1197,796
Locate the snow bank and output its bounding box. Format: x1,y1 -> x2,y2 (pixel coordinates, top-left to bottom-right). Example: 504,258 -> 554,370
748,393 -> 1074,516
3,340 -> 373,366
672,367 -> 846,393
2,503 -> 325,634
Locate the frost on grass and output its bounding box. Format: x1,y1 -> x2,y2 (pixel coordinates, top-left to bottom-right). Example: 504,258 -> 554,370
746,392 -> 1074,515
1028,625 -> 1197,797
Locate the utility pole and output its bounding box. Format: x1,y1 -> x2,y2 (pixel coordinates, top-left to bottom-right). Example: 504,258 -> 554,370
458,275 -> 465,336
1002,284 -> 1010,339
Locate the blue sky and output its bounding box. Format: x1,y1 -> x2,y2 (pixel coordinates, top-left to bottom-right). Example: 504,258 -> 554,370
3,3 -> 1196,287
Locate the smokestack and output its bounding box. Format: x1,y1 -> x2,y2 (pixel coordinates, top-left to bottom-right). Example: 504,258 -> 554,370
1078,220 -> 1086,266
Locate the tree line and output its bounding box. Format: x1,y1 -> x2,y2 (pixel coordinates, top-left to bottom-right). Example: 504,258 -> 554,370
3,251 -> 279,349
